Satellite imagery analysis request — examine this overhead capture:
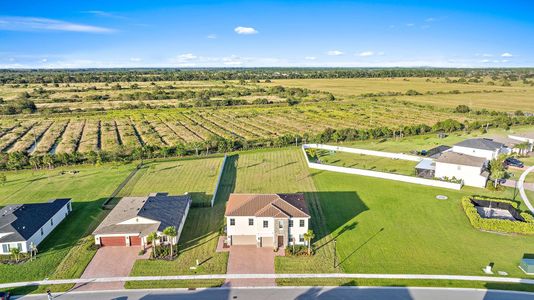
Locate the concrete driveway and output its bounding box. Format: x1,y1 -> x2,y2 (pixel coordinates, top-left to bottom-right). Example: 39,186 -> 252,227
73,246 -> 149,291
225,245 -> 276,287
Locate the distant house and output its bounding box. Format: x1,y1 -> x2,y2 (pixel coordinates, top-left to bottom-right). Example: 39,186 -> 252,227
225,193 -> 310,249
425,145 -> 452,159
452,138 -> 506,160
93,193 -> 191,247
0,199 -> 72,254
507,133 -> 534,154
434,152 -> 489,188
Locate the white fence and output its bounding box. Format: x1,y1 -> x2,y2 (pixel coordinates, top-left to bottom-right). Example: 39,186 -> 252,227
303,144 -> 423,162
302,145 -> 462,190
210,154 -> 228,207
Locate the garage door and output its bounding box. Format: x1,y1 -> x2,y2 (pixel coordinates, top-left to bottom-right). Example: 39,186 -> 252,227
100,236 -> 126,246
130,236 -> 142,246
261,237 -> 273,247
231,235 -> 256,245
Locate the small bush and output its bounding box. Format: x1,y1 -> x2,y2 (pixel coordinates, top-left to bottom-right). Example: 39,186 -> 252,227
285,245 -> 309,256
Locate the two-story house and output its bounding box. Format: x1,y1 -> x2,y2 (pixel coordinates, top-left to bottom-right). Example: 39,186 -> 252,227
224,193 -> 310,249
452,138 -> 506,160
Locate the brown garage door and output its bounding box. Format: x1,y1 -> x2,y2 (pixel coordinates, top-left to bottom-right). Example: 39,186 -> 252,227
130,236 -> 142,246
231,235 -> 256,245
100,236 -> 126,246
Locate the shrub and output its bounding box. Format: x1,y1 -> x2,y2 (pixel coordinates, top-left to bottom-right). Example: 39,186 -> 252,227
461,196 -> 534,235
285,245 -> 309,256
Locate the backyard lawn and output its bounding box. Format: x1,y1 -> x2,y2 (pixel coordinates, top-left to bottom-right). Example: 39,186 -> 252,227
0,163 -> 135,285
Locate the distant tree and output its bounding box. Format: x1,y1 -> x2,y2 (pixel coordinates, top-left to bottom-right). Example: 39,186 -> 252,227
454,105 -> 471,113
514,110 -> 524,116
0,173 -> 6,186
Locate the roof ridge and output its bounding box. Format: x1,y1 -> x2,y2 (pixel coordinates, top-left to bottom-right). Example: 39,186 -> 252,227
275,194 -> 310,217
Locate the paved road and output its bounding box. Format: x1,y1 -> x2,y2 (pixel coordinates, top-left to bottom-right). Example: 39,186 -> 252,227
15,287 -> 534,300
517,165 -> 534,214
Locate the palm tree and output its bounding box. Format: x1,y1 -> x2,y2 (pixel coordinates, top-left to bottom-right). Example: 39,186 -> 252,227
162,226 -> 178,260
11,247 -> 21,263
303,230 -> 315,256
490,155 -> 507,188
146,232 -> 158,258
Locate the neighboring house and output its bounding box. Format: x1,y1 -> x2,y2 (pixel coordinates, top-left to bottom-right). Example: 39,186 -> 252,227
93,193 -> 191,247
0,199 -> 72,254
434,152 -> 489,188
425,145 -> 452,159
225,193 -> 310,249
452,138 -> 506,160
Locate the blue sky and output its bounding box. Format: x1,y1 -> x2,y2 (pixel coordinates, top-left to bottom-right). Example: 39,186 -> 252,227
0,0 -> 533,68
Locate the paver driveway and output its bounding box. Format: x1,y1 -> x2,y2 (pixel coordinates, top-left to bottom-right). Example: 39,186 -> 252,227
73,246 -> 149,291
225,245 -> 276,287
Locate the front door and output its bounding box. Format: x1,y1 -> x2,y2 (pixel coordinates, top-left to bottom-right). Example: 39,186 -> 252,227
277,235 -> 284,248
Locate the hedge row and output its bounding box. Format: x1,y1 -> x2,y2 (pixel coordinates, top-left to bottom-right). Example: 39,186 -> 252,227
461,196 -> 534,235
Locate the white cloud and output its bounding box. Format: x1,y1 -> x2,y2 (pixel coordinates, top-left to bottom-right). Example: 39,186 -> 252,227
326,50 -> 344,56
207,34 -> 217,39
82,11 -> 126,19
130,57 -> 142,62
234,26 -> 258,35
304,56 -> 317,60
0,16 -> 115,33
425,17 -> 436,22
41,58 -> 47,62
358,51 -> 374,57
406,23 -> 415,27
501,52 -> 513,57
177,53 -> 197,61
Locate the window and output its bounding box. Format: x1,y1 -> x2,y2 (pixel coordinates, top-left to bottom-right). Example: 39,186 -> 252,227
2,244 -> 9,253
299,219 -> 305,227
248,218 -> 254,226
40,228 -> 44,236
278,220 -> 283,229
263,220 -> 268,228
50,218 -> 54,226
229,218 -> 235,226
289,220 -> 293,227
299,235 -> 304,242
17,243 -> 22,251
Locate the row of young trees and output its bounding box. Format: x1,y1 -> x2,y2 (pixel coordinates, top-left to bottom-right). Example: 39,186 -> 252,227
2,114 -> 534,171
1,68 -> 532,84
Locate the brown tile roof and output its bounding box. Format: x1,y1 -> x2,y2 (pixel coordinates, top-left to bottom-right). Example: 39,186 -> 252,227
225,193 -> 310,218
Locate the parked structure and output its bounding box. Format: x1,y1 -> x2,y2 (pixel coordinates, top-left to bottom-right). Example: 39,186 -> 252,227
0,199 -> 72,254
93,193 -> 191,247
225,193 -> 310,249
434,152 -> 489,187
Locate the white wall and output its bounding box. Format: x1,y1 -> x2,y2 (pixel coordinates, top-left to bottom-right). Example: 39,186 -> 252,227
434,162 -> 487,188
288,217 -> 309,245
302,145 -> 462,190
452,145 -> 499,160
226,216 -> 310,246
304,144 -> 423,162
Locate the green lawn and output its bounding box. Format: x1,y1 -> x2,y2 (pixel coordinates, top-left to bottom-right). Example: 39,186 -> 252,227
317,151 -> 418,176
128,156 -> 232,285
117,157 -> 223,206
0,163 -> 135,284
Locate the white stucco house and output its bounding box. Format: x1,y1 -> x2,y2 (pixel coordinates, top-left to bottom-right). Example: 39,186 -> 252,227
452,138 -> 507,160
507,133 -> 534,154
435,152 -> 489,188
0,198 -> 72,254
93,193 -> 191,247
225,193 -> 310,249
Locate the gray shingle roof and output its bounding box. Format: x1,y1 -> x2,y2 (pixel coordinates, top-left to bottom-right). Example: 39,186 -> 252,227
436,152 -> 487,168
93,193 -> 191,236
454,138 -> 504,151
0,199 -> 71,243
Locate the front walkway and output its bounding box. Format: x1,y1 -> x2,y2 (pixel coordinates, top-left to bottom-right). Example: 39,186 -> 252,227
72,246 -> 150,291
224,245 -> 277,287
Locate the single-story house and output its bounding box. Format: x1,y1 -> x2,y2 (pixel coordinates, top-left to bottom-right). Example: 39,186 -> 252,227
425,145 -> 452,159
93,193 -> 191,247
225,193 -> 310,249
434,152 -> 489,188
507,133 -> 534,154
0,198 -> 72,254
452,138 -> 506,160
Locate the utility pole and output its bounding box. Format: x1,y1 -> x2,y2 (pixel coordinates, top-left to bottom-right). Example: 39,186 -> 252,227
333,239 -> 337,269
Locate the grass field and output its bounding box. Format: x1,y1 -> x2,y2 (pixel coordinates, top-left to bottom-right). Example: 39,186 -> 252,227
0,163 -> 134,285
117,157 -> 223,205
266,78 -> 534,112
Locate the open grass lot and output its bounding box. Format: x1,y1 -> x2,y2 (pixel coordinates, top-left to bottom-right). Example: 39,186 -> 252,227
316,151 -> 418,176
117,156 -> 223,205
267,78 -> 534,112
0,163 -> 134,285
